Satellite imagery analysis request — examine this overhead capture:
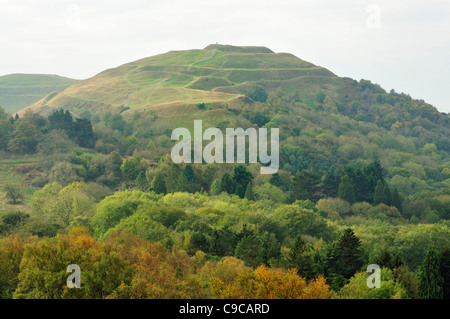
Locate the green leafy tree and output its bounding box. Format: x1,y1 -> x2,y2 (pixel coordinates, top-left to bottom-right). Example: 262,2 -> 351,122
419,250 -> 444,299
7,120 -> 39,154
246,86 -> 268,103
3,182 -> 25,204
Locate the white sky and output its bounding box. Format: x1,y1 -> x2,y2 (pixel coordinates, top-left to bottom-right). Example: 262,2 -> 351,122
1,0 -> 449,113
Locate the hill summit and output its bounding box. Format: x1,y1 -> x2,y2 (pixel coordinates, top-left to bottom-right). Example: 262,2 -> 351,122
19,44 -> 335,123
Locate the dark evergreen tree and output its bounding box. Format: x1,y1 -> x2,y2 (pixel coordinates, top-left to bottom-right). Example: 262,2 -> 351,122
135,171 -> 149,192
290,170 -> 321,202
151,171 -> 167,194
338,175 -> 356,203
221,172 -> 235,194
392,188 -> 402,212
73,118 -> 95,148
232,165 -> 253,190
269,172 -> 285,189
235,184 -> 245,199
288,235 -> 314,280
419,250 -> 444,299
439,248 -> 450,299
337,228 -> 364,279
244,181 -> 257,201
384,182 -> 392,206
322,171 -> 339,198
373,180 -> 387,205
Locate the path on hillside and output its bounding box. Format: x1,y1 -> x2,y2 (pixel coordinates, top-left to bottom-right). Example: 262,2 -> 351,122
123,49 -> 217,108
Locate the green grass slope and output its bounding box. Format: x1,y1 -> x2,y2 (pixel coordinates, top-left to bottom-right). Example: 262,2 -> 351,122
0,74 -> 76,114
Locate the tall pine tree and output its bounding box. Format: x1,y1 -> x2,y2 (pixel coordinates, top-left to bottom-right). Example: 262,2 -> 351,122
419,250 -> 444,299
373,180 -> 387,205
338,175 -> 356,203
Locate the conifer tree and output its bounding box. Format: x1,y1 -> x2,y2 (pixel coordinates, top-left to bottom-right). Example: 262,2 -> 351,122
384,182 -> 392,206
210,179 -> 221,196
337,228 -> 364,279
235,184 -> 245,199
151,171 -> 167,194
439,248 -> 450,299
392,188 -> 402,212
135,171 -> 149,192
337,175 -> 356,203
244,181 -> 257,201
373,180 -> 387,205
221,173 -> 235,194
419,250 -> 444,299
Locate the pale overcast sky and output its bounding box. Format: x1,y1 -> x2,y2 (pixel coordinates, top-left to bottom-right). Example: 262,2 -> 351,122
1,0 -> 449,113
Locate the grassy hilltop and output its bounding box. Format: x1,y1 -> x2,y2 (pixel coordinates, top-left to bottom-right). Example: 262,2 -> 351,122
21,44 -> 338,127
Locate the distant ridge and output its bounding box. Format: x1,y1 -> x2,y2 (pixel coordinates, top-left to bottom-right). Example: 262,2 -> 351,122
0,74 -> 76,114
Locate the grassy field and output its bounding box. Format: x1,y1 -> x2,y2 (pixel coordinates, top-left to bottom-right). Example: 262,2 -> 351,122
0,154 -> 38,213
0,74 -> 76,114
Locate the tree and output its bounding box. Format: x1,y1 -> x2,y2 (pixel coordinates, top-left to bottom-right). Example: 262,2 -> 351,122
373,180 -> 387,205
38,129 -> 74,156
384,182 -> 392,206
49,161 -> 79,186
210,179 -> 221,196
288,235 -> 314,280
290,171 -> 321,202
322,171 -> 339,198
337,175 -> 356,203
235,184 -> 245,199
151,171 -> 167,195
246,86 -> 268,103
419,250 -> 444,299
135,171 -> 149,192
7,120 -> 39,154
439,248 -> 450,299
120,156 -> 147,182
221,173 -> 235,194
0,108 -> 13,151
3,182 -> 25,204
337,228 -> 364,279
392,188 -> 402,212
232,165 -> 253,191
244,181 -> 257,201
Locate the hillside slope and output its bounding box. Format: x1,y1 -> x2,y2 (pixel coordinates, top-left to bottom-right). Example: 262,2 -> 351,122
0,74 -> 76,114
20,45 -> 337,124
17,45 -> 450,190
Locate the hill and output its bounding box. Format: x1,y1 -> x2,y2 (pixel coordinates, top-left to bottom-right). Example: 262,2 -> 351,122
0,74 -> 76,114
11,44 -> 450,199
0,45 -> 449,299
20,45 -> 335,124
